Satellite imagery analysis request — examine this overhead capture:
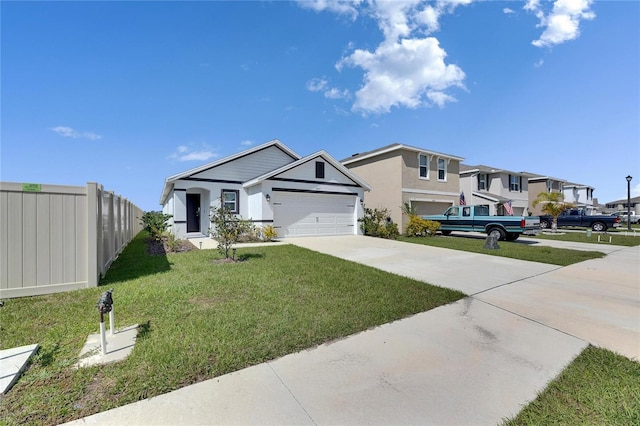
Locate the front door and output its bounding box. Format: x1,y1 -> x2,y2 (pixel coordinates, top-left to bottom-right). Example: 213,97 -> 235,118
186,194 -> 201,233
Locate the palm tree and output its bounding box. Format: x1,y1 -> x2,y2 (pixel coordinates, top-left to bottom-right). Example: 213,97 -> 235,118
532,191 -> 573,232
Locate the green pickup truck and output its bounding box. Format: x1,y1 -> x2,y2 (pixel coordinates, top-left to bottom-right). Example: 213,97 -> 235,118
422,204 -> 541,241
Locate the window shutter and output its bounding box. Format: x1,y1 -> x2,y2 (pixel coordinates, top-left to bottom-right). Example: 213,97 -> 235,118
519,176 -> 522,192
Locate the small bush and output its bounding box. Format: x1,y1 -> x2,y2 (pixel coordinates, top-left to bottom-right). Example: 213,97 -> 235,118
359,207 -> 399,239
141,211 -> 173,241
424,220 -> 441,236
261,225 -> 278,241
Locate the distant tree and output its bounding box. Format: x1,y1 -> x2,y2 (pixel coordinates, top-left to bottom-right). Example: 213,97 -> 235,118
533,191 -> 573,231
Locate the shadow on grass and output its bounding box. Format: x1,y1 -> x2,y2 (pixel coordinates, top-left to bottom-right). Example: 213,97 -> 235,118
99,233 -> 172,286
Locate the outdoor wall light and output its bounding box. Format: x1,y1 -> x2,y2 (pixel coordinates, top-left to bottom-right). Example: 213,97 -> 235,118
265,194 -> 271,203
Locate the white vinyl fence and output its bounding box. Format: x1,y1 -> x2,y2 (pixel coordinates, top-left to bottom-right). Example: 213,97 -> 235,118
0,182 -> 144,298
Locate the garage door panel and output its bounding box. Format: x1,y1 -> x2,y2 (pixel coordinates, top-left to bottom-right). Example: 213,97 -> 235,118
273,193 -> 356,237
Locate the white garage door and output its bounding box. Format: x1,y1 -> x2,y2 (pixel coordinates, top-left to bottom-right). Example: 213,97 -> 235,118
273,192 -> 356,237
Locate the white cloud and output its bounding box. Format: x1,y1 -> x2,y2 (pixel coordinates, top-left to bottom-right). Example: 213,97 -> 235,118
306,77 -> 328,92
296,0 -> 364,20
169,144 -> 218,162
51,126 -> 102,140
503,7 -> 515,14
306,77 -> 349,100
324,87 -> 350,99
525,0 -> 595,47
534,58 -> 545,68
302,0 -> 470,115
240,140 -> 253,146
340,37 -> 465,114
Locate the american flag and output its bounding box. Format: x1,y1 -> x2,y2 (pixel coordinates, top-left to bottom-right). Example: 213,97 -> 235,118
504,200 -> 514,216
459,192 -> 466,205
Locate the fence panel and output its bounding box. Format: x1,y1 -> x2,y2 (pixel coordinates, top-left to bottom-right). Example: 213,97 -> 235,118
0,182 -> 144,298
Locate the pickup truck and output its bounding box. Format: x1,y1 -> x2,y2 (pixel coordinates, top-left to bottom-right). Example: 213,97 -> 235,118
539,209 -> 620,231
422,204 -> 541,241
612,211 -> 639,224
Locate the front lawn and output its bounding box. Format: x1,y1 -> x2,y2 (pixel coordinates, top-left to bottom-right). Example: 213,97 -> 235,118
527,231 -> 640,246
503,346 -> 640,425
397,235 -> 606,266
0,232 -> 464,425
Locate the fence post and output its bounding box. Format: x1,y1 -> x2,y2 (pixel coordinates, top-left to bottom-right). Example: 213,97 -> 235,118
86,183 -> 99,288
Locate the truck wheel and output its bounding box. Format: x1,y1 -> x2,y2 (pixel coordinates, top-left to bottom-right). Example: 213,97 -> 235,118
488,227 -> 505,241
540,220 -> 551,229
505,233 -> 519,241
441,230 -> 452,236
591,222 -> 606,232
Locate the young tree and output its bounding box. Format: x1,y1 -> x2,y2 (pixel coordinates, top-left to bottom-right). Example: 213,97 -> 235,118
141,211 -> 173,241
532,191 -> 573,232
209,202 -> 251,259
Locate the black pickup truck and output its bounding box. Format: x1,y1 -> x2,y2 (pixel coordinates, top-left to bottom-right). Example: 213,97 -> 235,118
539,209 -> 620,231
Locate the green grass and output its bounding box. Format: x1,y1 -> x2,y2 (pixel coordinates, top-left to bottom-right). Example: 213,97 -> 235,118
527,231 -> 640,246
397,234 -> 606,266
0,232 -> 464,425
503,346 -> 640,426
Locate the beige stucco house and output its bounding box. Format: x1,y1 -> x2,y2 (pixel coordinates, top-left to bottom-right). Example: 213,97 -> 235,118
527,174 -> 567,216
341,143 -> 464,232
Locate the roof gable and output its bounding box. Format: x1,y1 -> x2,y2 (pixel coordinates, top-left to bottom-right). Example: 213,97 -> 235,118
244,151 -> 371,191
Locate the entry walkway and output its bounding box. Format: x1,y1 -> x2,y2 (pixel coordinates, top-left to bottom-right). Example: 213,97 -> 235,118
66,236 -> 639,425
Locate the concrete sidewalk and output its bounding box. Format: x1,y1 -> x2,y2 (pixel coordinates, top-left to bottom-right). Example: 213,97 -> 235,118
66,235 -> 639,425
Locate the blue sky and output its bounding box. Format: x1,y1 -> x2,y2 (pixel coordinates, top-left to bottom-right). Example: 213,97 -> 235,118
2,0 -> 638,212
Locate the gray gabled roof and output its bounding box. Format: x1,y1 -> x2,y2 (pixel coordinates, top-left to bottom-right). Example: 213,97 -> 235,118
244,150 -> 371,191
160,139 -> 300,205
460,164 -> 535,177
341,143 -> 464,165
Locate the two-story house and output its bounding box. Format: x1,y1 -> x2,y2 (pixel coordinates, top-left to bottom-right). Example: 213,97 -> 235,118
459,165 -> 533,216
563,182 -> 597,214
341,143 -> 464,232
526,173 -> 567,216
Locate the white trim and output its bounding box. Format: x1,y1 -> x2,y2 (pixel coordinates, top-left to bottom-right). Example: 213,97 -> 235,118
402,188 -> 459,197
409,197 -> 456,204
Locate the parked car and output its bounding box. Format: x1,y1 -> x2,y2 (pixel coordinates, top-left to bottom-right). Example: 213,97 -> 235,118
539,209 -> 620,231
422,204 -> 541,241
612,211 -> 639,224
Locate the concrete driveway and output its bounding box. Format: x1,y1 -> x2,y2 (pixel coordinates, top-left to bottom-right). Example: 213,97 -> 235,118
67,235 -> 639,426
288,235 -> 639,360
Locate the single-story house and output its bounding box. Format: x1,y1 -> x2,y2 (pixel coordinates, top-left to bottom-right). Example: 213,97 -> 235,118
160,139 -> 371,239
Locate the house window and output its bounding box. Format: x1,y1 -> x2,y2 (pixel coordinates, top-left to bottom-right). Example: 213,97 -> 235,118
437,158 -> 446,181
547,180 -> 553,192
419,154 -> 429,178
477,173 -> 487,191
221,189 -> 239,213
315,161 -> 325,179
509,174 -> 521,192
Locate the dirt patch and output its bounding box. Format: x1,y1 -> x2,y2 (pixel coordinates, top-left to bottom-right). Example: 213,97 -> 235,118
211,257 -> 246,265
147,238 -> 196,255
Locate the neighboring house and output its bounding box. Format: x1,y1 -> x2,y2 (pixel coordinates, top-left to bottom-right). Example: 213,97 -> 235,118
563,182 -> 597,214
160,139 -> 371,239
605,195 -> 640,213
526,173 -> 567,216
459,164 -> 533,216
341,143 -> 464,232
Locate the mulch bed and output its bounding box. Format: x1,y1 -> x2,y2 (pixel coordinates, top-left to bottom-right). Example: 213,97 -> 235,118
147,238 -> 197,256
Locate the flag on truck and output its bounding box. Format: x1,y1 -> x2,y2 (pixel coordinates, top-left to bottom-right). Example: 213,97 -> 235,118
504,200 -> 514,216
459,192 -> 466,205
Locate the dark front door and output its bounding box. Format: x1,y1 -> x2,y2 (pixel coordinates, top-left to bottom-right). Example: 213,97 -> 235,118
186,194 -> 201,233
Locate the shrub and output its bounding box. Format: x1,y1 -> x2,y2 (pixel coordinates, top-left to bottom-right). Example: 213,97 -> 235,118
210,203 -> 253,258
359,207 -> 399,239
261,225 -> 278,242
424,220 -> 441,236
141,211 -> 173,241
